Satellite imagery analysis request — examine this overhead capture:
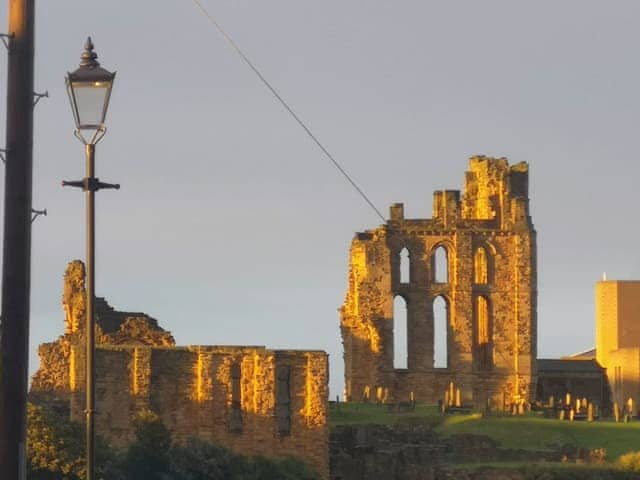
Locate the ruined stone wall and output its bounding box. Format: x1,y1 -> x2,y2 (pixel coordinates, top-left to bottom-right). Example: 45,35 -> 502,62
341,156 -> 537,406
32,261 -> 175,406
68,345 -> 329,478
33,260 -> 330,479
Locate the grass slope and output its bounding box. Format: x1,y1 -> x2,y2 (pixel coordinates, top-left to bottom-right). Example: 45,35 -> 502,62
436,414 -> 640,460
329,402 -> 440,428
330,403 -> 640,461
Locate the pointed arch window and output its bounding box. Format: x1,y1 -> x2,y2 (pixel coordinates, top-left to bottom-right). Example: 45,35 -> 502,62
474,247 -> 489,284
393,295 -> 408,369
475,296 -> 492,370
399,247 -> 410,284
433,246 -> 448,284
433,296 -> 448,368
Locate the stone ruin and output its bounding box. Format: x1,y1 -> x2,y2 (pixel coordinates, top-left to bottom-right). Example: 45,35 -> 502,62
31,260 -> 329,479
340,156 -> 537,408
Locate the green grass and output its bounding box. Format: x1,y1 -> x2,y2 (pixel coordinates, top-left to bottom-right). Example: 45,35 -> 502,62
329,402 -> 441,428
449,461 -> 617,470
436,414 -> 640,460
329,403 -> 640,461
449,463 -> 640,480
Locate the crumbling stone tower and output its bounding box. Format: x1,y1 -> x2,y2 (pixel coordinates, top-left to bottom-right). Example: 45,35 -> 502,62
340,156 -> 537,406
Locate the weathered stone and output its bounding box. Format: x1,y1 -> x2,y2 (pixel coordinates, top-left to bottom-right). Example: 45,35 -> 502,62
102,317 -> 175,346
330,424 -> 445,480
330,425 -> 566,480
63,260 -> 86,334
340,156 -> 537,406
31,261 -> 330,479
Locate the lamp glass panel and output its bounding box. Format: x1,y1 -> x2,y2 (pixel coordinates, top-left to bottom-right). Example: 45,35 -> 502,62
71,81 -> 110,128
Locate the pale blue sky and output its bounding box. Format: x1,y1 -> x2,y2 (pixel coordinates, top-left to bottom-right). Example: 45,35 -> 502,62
2,1 -> 640,397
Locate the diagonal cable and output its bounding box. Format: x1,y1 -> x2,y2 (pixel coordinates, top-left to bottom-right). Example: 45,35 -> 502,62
190,0 -> 386,222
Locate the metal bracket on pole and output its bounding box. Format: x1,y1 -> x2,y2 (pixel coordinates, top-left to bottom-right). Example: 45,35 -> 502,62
62,178 -> 120,192
0,149 -> 6,164
0,33 -> 13,51
30,208 -> 46,224
32,90 -> 48,107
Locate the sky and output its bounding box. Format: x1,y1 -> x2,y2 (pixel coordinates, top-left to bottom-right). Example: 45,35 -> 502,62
2,1 -> 640,398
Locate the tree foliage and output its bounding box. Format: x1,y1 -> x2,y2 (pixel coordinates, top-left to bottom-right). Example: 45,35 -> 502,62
618,451 -> 640,472
27,404 -> 319,480
27,403 -> 84,480
121,410 -> 319,480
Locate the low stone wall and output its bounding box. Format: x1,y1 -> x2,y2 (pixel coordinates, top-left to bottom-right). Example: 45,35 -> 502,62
329,425 -> 593,480
330,425 -> 445,480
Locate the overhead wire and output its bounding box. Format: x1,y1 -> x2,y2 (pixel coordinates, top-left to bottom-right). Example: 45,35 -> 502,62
189,0 -> 386,222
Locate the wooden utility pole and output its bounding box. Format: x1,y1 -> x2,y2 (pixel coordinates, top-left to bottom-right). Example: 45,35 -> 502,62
0,0 -> 36,478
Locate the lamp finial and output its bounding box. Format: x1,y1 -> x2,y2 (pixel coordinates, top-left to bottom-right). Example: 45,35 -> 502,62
79,37 -> 100,68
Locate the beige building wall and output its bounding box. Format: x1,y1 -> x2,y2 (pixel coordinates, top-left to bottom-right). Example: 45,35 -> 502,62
595,281 -> 640,412
595,281 -> 619,369
606,348 -> 640,408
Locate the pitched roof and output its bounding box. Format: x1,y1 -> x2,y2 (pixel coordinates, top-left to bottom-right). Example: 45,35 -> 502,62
562,348 -> 596,360
537,358 -> 604,374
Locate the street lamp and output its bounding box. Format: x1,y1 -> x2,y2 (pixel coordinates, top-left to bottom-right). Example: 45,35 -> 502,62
63,37 -> 118,480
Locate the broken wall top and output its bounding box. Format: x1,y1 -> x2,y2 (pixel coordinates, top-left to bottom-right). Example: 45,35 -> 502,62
62,260 -> 175,346
366,156 -> 532,236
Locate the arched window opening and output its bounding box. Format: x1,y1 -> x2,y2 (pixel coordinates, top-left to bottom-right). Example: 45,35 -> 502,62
474,247 -> 489,284
475,296 -> 492,370
433,296 -> 448,368
393,296 -> 408,369
399,248 -> 410,284
433,246 -> 448,283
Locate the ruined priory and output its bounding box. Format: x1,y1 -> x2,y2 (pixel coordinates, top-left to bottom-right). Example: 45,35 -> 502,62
33,155 -> 640,477
340,155 -> 537,406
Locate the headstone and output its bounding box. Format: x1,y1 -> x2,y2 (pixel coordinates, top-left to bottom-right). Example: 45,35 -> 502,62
363,385 -> 370,402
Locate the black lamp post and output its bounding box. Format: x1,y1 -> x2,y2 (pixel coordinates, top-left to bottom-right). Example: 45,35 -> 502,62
63,37 -> 118,480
